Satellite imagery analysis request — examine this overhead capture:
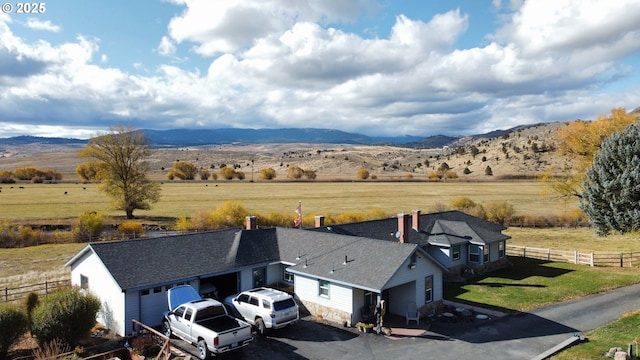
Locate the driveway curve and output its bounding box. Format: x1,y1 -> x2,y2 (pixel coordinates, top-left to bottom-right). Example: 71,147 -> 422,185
222,283 -> 640,360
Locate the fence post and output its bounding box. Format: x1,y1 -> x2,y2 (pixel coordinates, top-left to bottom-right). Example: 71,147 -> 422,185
547,248 -> 551,261
621,253 -> 624,268
575,251 -> 578,264
3,287 -> 7,303
523,247 -> 526,258
590,253 -> 594,267
45,281 -> 49,296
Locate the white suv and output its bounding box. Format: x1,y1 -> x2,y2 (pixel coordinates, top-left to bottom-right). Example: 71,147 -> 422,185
224,287 -> 299,335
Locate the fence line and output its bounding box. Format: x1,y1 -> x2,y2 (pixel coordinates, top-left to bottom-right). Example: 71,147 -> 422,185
507,245 -> 640,267
2,279 -> 71,303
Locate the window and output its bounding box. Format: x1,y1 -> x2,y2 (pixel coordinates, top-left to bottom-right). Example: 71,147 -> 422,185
174,306 -> 185,318
319,280 -> 330,298
364,291 -> 376,306
184,308 -> 193,321
282,265 -> 294,283
153,286 -> 162,293
483,246 -> 489,262
452,245 -> 461,261
469,245 -> 480,263
425,275 -> 433,304
262,299 -> 271,309
237,294 -> 250,304
141,289 -> 150,296
80,275 -> 89,290
249,296 -> 259,306
499,241 -> 505,258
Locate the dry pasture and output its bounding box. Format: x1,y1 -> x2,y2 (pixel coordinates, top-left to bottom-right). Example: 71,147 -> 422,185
0,181 -> 576,224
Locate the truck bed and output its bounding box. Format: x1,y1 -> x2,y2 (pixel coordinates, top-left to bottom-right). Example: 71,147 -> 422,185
198,315 -> 247,333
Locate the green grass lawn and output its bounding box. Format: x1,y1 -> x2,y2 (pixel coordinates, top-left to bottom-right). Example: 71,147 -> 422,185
444,257 -> 640,312
550,310 -> 640,359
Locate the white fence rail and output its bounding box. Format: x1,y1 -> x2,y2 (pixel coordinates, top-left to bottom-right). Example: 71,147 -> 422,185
507,245 -> 640,267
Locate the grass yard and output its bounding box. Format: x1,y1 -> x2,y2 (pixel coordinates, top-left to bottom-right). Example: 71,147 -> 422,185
0,181 -> 574,222
444,257 -> 640,313
550,310 -> 640,360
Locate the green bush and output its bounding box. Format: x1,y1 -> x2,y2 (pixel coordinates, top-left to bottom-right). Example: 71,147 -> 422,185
0,304 -> 29,359
31,288 -> 101,348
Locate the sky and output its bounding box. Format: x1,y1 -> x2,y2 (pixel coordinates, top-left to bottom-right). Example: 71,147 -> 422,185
0,0 -> 639,139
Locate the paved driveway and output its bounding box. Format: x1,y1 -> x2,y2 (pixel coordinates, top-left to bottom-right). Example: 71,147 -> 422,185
195,283 -> 640,360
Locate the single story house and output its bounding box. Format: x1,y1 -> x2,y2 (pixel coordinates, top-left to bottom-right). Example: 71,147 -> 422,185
308,210 -> 511,280
66,217 -> 445,336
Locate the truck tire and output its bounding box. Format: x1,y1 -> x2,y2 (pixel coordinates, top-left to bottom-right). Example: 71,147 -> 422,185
197,339 -> 210,360
161,320 -> 172,338
255,318 -> 266,336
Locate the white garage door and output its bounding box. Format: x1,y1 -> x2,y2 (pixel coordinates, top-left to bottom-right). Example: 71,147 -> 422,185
141,286 -> 169,327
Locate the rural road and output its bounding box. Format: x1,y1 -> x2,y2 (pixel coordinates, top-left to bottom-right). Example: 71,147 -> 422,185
221,283 -> 640,360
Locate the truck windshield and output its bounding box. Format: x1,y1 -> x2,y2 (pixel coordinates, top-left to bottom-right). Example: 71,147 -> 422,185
195,305 -> 226,321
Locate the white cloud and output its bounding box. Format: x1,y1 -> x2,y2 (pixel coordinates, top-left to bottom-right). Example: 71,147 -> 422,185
157,35 -> 176,56
23,18 -> 61,32
0,1 -> 639,139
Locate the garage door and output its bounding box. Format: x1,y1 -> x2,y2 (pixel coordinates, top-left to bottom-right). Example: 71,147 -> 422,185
141,286 -> 169,327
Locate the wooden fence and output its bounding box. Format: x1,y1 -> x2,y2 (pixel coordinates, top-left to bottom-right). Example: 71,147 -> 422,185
507,245 -> 640,267
2,279 -> 71,303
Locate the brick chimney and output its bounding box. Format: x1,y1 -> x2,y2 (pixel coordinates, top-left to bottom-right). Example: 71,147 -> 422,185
397,213 -> 410,243
245,216 -> 257,230
412,209 -> 421,230
315,215 -> 325,227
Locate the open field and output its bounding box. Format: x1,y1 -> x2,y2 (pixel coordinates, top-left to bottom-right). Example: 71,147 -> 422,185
0,180 -> 577,224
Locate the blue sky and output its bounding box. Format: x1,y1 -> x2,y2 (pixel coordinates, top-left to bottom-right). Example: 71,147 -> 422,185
1,0 -> 639,139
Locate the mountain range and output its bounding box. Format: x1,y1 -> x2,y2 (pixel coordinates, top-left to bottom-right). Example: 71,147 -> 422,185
0,127 -> 512,149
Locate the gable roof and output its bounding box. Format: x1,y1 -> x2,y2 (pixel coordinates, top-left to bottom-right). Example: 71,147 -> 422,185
308,210 -> 510,246
274,228 -> 435,292
66,226 -> 441,293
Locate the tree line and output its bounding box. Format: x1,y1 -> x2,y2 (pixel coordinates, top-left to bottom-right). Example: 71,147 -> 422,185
0,167 -> 63,183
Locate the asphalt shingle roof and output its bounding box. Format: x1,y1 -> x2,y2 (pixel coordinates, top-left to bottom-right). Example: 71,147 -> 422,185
308,210 -> 510,246
68,226 -> 424,293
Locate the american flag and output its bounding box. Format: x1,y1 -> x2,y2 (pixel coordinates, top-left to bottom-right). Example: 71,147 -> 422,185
294,202 -> 302,227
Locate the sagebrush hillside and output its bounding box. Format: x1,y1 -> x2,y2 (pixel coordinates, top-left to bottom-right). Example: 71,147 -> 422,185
0,122 -> 572,181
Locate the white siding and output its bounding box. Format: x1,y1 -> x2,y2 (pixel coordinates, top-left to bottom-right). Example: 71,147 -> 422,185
294,275 -> 353,313
384,252 -> 442,310
69,251 -> 126,335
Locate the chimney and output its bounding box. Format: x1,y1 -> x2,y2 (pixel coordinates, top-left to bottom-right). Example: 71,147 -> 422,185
397,213 -> 410,243
412,209 -> 421,230
315,215 -> 325,227
245,216 -> 257,230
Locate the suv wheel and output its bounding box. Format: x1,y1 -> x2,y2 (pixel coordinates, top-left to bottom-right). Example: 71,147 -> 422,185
255,318 -> 266,336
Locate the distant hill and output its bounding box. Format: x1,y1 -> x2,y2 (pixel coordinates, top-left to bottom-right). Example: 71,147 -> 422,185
140,128 -> 425,146
0,124 -> 552,149
0,135 -> 86,146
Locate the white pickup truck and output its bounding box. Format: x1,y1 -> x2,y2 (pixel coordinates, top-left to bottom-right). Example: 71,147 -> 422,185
162,285 -> 253,359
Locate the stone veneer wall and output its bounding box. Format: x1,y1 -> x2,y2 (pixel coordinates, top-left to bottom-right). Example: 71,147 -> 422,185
298,299 -> 445,326
299,299 -> 353,326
